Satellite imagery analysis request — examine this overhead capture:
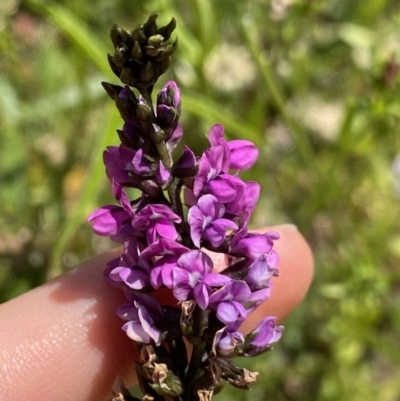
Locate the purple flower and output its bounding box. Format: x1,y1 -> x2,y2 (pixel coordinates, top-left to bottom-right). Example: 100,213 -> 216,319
208,281 -> 252,326
140,239 -> 190,289
166,124 -> 183,151
225,181 -> 260,219
106,240 -> 152,290
87,205 -> 131,239
103,145 -> 151,185
243,254 -> 279,291
193,146 -> 238,203
243,317 -> 284,356
188,194 -> 238,248
87,183 -> 136,242
172,250 -> 231,309
230,228 -> 279,260
117,293 -> 163,345
156,81 -> 181,143
140,238 -> 189,259
119,119 -> 154,155
157,81 -> 181,108
213,328 -> 244,357
174,145 -> 197,169
131,204 -> 182,243
109,253 -> 152,291
208,124 -> 258,171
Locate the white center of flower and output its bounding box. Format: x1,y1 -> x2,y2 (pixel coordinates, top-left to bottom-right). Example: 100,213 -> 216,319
207,167 -> 217,181
151,212 -> 163,220
202,215 -> 212,230
160,247 -> 174,256
189,271 -> 201,287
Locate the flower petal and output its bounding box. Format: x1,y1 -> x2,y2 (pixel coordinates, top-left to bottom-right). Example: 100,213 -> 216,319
194,282 -> 209,309
216,302 -> 239,325
122,321 -> 151,344
208,124 -> 225,146
172,267 -> 192,301
228,140 -> 258,171
202,273 -> 231,287
206,177 -> 237,203
178,250 -> 213,274
156,219 -> 178,240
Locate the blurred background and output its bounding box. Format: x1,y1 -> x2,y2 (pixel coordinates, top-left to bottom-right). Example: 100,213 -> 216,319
1,0 -> 400,400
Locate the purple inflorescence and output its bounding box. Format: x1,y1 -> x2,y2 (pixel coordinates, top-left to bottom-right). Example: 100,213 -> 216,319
90,16 -> 283,399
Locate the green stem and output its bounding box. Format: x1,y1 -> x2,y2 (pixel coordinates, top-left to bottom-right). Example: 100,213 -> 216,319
167,178 -> 184,220
184,342 -> 206,400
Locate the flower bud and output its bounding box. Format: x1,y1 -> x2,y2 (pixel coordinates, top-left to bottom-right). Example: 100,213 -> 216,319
243,317 -> 284,356
108,15 -> 177,89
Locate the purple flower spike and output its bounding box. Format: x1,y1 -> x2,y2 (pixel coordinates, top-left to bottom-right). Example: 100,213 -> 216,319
243,317 -> 284,356
172,250 -> 231,309
91,34 -> 286,364
209,281 -> 252,326
188,194 -> 238,248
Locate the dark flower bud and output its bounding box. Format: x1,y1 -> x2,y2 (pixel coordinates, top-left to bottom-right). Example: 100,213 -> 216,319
131,41 -> 143,60
156,81 -> 181,137
101,82 -> 124,100
108,14 -> 177,90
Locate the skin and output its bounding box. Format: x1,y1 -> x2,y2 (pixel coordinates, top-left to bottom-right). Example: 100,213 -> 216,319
0,224 -> 313,401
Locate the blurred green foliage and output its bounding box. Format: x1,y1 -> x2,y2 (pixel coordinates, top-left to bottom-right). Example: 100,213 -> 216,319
1,0 -> 400,400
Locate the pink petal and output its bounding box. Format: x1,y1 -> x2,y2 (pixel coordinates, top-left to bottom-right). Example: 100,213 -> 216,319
228,140 -> 258,171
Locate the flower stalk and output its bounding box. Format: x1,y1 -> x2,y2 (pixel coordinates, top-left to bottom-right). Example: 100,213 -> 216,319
88,14 -> 283,401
